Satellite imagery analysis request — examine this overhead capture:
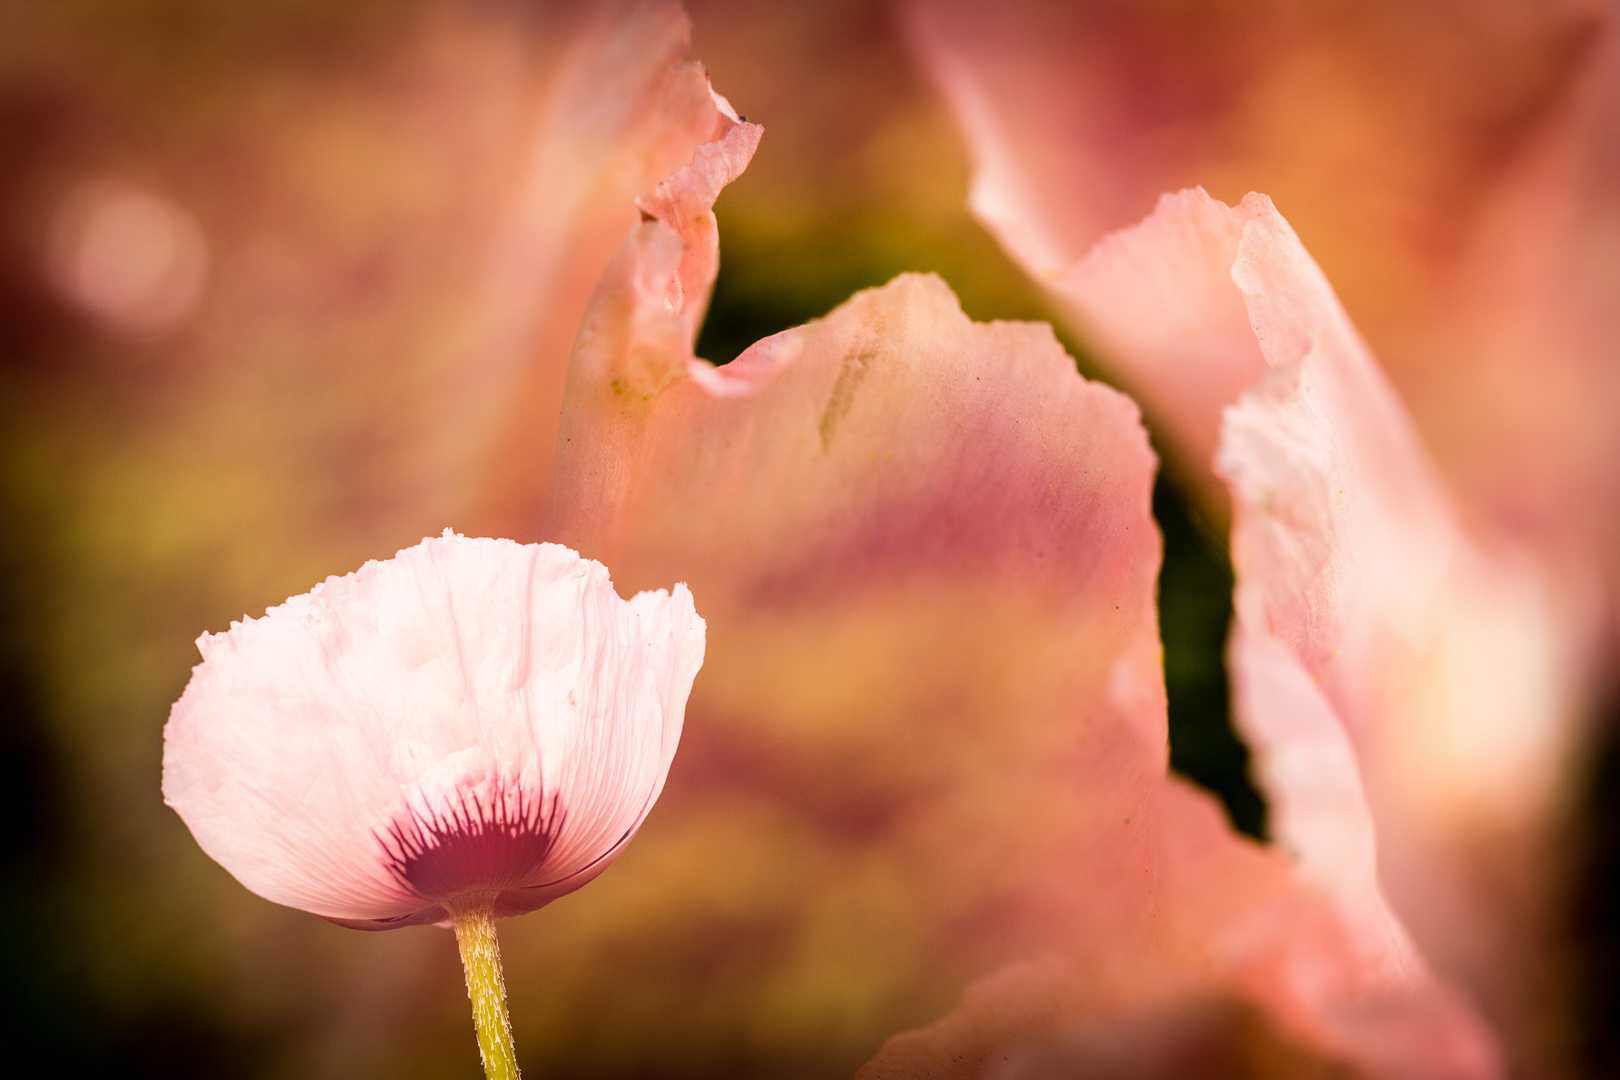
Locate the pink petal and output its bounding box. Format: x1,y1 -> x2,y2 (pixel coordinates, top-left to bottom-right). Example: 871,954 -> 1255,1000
539,137 -> 1498,1072
459,0 -> 757,539
1422,19 -> 1620,555
1051,188 -> 1266,507
909,7 -> 1600,1052
904,0 -> 1617,547
991,180 -> 1580,1066
1218,194 -> 1590,1040
546,101 -> 761,557
162,532 -> 703,926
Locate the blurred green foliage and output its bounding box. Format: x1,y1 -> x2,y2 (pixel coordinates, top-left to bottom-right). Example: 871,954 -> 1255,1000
1154,474 -> 1265,840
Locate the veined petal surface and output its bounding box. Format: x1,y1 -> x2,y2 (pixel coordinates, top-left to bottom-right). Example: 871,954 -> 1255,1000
163,533 -> 703,926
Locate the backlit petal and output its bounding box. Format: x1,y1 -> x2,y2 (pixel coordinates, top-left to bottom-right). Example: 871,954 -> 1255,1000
163,533 -> 703,925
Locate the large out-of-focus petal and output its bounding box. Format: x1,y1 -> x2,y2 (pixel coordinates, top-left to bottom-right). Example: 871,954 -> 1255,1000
1222,195 -> 1592,1055
162,533 -> 703,927
1426,16 -> 1620,561
536,119 -> 1497,1074
1009,183 -> 1585,1069
1050,188 -> 1265,507
908,3 -> 1602,1060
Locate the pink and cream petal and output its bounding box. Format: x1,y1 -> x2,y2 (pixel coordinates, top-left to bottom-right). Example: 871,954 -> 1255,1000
163,534 -> 702,926
546,106 -> 762,560
986,179 -> 1574,1067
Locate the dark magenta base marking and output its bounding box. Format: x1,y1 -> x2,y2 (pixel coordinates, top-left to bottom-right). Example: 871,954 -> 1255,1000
378,786 -> 565,903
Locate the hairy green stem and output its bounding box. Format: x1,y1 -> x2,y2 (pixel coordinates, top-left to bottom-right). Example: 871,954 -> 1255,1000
452,907 -> 521,1080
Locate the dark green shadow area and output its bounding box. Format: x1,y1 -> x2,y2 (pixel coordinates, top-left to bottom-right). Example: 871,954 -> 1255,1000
1573,696 -> 1620,1077
695,200 -> 1055,367
1153,473 -> 1266,841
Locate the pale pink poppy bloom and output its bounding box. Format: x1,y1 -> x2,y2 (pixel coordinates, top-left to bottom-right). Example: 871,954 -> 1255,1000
164,532 -> 703,1077
536,46 -> 1498,1077
162,532 -> 703,926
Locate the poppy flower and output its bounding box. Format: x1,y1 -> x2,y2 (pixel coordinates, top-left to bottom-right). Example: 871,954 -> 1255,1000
163,532 -> 704,1074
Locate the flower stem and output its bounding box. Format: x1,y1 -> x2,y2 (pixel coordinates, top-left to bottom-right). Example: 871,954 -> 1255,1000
452,908 -> 521,1080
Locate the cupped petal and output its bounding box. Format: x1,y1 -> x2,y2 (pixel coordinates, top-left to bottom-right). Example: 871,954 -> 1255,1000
626,583 -> 706,793
162,532 -> 702,925
489,582 -> 705,920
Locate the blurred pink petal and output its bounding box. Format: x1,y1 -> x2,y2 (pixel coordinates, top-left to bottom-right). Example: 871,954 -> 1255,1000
1428,19 -> 1620,558
936,174 -> 1579,1068
547,81 -> 762,555
1214,193 -> 1590,1058
540,104 -> 1498,1076
457,0 -> 754,537
909,5 -> 1603,1063
162,532 -> 703,928
904,0 -> 1618,557
1208,192 -> 1580,829
861,953 -> 1496,1080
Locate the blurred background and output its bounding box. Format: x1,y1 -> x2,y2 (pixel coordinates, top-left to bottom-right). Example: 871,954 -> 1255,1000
0,0 -> 1613,1076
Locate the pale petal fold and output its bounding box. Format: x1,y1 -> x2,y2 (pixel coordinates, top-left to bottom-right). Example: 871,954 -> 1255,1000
462,0 -> 760,538
1019,182 -> 1580,1058
546,86 -> 761,556
163,532 -> 704,926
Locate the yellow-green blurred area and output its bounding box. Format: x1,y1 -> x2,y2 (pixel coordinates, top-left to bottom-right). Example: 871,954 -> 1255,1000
0,1 -> 1611,1078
